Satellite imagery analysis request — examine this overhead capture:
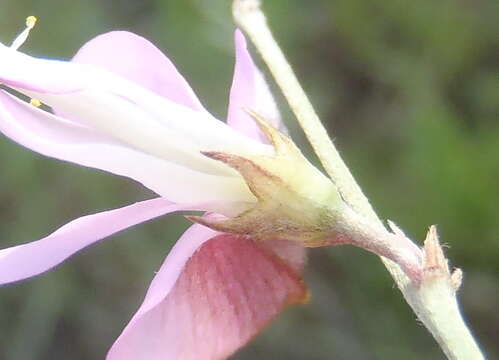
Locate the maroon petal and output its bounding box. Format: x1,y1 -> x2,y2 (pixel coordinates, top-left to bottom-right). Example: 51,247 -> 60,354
108,225 -> 307,360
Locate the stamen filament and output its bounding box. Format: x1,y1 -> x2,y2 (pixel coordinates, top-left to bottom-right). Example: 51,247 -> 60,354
10,16 -> 37,51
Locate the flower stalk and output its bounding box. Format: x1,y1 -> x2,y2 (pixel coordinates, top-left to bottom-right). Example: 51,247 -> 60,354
232,0 -> 485,359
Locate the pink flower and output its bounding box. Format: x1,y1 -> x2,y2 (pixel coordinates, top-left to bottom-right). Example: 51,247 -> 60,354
0,29 -> 308,359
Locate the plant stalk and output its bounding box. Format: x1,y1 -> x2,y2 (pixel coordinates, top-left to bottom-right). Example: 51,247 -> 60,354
232,1 -> 485,358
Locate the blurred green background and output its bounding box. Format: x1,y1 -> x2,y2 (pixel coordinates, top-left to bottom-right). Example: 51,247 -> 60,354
1,0 -> 498,359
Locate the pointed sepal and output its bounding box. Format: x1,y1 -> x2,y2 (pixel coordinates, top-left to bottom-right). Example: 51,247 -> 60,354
194,112 -> 343,245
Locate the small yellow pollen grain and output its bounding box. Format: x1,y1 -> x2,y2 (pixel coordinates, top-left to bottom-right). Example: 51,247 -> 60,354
26,16 -> 37,29
30,98 -> 42,107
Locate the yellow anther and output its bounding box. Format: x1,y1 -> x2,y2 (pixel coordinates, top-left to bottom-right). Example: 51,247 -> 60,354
26,16 -> 37,29
30,98 -> 42,107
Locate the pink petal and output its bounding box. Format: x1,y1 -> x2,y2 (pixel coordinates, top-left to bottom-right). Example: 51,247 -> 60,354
0,91 -> 254,210
227,30 -> 285,142
0,198 -> 193,285
108,225 -> 308,360
0,44 -> 274,174
0,38 -> 274,174
70,31 -> 205,111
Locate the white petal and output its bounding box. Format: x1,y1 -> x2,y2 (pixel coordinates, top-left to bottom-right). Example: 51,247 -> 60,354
0,91 -> 255,214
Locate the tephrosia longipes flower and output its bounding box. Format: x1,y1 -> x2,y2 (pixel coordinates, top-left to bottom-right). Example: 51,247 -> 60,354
0,18 -> 421,359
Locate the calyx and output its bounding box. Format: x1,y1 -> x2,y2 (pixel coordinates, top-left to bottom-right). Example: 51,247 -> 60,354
189,110 -> 345,246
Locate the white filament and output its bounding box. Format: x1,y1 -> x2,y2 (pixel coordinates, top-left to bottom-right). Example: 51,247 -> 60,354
10,16 -> 37,51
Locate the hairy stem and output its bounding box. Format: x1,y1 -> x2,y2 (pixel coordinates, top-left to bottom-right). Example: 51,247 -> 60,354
232,1 -> 485,359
